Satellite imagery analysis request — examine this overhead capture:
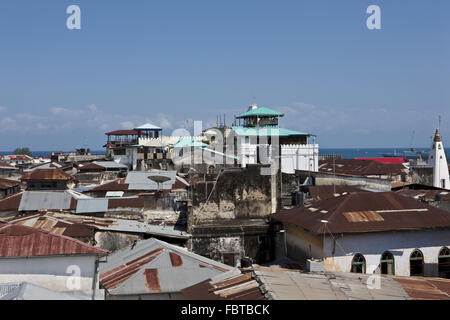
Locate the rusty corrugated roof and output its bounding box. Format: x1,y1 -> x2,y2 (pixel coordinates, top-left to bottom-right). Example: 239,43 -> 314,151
319,159 -> 407,176
99,238 -> 233,296
272,191 -> 450,234
0,178 -> 20,190
89,178 -> 128,192
303,185 -> 369,201
0,193 -> 23,212
20,168 -> 75,181
392,277 -> 450,300
105,130 -> 138,136
78,163 -> 106,172
181,270 -> 267,300
397,189 -> 450,202
7,213 -> 96,238
0,224 -> 108,257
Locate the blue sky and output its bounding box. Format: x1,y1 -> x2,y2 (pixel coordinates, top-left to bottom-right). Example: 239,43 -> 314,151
0,0 -> 449,150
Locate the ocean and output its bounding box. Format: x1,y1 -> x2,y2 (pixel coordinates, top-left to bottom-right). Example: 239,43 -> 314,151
1,148 -> 448,159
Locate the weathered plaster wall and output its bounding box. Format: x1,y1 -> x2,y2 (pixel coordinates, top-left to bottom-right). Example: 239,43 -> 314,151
95,231 -> 142,252
191,165 -> 273,223
284,223 -> 324,266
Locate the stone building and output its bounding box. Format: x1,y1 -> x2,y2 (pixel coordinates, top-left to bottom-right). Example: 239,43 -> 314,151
186,164 -> 279,267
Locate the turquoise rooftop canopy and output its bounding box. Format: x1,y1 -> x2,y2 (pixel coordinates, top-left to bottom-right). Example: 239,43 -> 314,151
173,137 -> 209,148
134,123 -> 162,130
231,126 -> 310,137
236,107 -> 284,119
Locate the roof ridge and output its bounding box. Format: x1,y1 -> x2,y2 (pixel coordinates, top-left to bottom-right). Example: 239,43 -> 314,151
318,192 -> 356,232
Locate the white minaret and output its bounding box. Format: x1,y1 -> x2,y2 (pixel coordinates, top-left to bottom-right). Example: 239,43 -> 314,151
428,129 -> 450,190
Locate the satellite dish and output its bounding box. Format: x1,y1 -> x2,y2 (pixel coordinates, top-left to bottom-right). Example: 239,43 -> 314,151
148,175 -> 171,191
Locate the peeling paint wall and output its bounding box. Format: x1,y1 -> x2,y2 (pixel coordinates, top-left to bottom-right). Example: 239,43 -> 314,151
283,223 -> 324,266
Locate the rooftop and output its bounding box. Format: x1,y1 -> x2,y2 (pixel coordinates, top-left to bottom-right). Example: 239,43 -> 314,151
236,106 -> 284,119
20,168 -> 75,181
0,224 -> 108,258
0,178 -> 21,190
99,238 -> 233,296
134,123 -> 162,130
272,191 -> 450,234
182,265 -> 450,300
318,159 -> 407,176
231,126 -> 310,137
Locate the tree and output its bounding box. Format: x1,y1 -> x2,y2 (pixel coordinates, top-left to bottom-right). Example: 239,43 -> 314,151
14,147 -> 33,157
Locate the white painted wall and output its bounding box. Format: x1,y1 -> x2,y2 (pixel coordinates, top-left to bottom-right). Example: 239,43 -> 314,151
322,229 -> 450,277
113,148 -> 138,170
281,144 -> 319,174
238,142 -> 319,174
0,255 -> 104,299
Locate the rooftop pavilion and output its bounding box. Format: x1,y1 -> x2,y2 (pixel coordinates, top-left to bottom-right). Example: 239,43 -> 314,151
235,104 -> 284,127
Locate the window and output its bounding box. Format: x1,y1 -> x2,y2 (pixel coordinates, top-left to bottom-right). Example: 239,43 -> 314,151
222,253 -> 236,267
438,247 -> 450,279
380,251 -> 395,275
351,253 -> 366,274
410,249 -> 424,276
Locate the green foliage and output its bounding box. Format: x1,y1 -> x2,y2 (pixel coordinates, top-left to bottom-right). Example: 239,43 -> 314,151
13,147 -> 33,157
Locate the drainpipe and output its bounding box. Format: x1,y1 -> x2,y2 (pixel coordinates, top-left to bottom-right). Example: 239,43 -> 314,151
91,256 -> 101,300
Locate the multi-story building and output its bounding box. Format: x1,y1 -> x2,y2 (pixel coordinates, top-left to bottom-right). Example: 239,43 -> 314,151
204,104 -> 319,174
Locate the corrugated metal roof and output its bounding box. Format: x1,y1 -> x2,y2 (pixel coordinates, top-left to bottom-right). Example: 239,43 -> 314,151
181,269 -> 266,300
100,238 -> 233,296
182,265 -> 450,300
6,212 -> 190,239
6,213 -> 95,237
106,130 -> 138,135
393,277 -> 450,300
319,159 -> 407,176
255,267 -> 411,300
20,168 -> 75,181
106,191 -> 124,198
0,193 -> 23,212
397,189 -> 450,202
0,224 -> 108,257
302,185 -> 369,201
76,198 -> 109,214
93,161 -> 128,169
0,178 -> 20,190
125,171 -> 177,191
272,191 -> 450,234
18,191 -> 74,212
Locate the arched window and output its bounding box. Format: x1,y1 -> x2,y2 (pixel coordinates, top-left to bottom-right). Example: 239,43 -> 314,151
380,251 -> 395,275
351,253 -> 366,274
410,249 -> 424,276
438,247 -> 450,279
